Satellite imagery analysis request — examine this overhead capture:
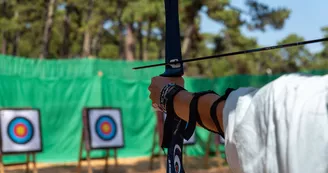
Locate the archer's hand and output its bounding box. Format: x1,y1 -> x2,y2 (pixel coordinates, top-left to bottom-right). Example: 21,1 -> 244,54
148,76 -> 184,110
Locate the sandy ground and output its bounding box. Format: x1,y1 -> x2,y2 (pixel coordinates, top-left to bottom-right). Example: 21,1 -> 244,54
2,156 -> 231,173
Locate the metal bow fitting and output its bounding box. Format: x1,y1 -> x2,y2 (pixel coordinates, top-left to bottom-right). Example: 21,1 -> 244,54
160,0 -> 195,173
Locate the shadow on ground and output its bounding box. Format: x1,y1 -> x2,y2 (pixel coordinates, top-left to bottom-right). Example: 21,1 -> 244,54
2,156 -> 231,173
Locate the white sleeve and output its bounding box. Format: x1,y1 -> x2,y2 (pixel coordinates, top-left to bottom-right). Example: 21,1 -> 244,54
221,73 -> 328,173
221,87 -> 259,173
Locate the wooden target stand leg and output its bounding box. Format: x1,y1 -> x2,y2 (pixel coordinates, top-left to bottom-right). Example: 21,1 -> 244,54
77,130 -> 119,173
0,153 -> 3,173
215,135 -> 222,167
182,138 -> 197,169
0,152 -> 37,173
203,133 -> 213,169
203,133 -> 226,169
77,132 -> 93,173
215,135 -> 227,167
32,153 -> 37,173
149,127 -> 165,170
77,133 -> 83,173
149,111 -> 165,171
183,145 -> 188,166
104,150 -> 109,173
26,154 -> 29,173
103,149 -> 118,173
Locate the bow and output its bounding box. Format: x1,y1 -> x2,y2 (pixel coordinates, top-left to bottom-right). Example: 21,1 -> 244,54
160,0 -> 194,173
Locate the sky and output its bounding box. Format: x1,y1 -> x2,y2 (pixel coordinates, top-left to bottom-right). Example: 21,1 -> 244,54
200,0 -> 328,53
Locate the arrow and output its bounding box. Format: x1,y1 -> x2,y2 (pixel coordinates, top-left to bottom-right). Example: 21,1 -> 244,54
133,37 -> 328,70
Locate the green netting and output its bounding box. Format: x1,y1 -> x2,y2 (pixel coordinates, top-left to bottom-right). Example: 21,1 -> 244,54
0,54 -> 164,80
0,54 -> 327,164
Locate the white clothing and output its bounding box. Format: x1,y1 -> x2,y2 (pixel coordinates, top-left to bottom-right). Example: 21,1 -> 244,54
222,73 -> 328,173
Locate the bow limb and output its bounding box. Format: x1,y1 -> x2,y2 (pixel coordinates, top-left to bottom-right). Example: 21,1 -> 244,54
160,0 -> 186,173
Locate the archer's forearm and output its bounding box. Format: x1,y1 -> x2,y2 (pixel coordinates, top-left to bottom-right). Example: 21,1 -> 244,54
173,90 -> 225,133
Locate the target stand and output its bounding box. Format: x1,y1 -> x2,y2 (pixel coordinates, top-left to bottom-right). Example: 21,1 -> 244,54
77,107 -> 124,173
0,108 -> 42,173
203,133 -> 226,169
149,112 -> 196,170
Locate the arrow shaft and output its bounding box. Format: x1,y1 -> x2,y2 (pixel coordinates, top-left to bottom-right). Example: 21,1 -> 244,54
133,37 -> 328,70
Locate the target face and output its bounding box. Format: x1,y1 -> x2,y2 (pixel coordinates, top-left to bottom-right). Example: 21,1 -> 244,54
85,108 -> 124,149
8,117 -> 34,144
95,115 -> 117,141
0,109 -> 42,154
163,113 -> 196,145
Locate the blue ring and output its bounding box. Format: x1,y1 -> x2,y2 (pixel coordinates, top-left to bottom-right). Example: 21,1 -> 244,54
95,115 -> 117,141
7,117 -> 34,144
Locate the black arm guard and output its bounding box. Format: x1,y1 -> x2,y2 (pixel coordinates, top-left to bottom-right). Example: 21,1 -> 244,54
189,88 -> 236,137
189,90 -> 219,134
210,88 -> 236,138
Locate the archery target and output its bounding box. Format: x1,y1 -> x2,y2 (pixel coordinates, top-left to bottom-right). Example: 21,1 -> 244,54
163,113 -> 196,145
8,117 -> 34,144
0,109 -> 42,154
95,115 -> 117,141
87,108 -> 124,149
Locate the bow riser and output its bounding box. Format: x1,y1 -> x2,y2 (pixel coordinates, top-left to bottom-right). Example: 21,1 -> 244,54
161,0 -> 186,173
161,0 -> 184,77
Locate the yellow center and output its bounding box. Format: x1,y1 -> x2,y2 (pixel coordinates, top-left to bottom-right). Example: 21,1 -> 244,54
16,126 -> 25,136
102,124 -> 110,133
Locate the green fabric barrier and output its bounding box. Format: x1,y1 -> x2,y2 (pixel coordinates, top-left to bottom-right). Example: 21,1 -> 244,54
0,54 -> 327,164
0,54 -> 164,79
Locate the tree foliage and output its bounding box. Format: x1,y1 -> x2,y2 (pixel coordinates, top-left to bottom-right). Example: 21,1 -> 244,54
0,0 -> 327,76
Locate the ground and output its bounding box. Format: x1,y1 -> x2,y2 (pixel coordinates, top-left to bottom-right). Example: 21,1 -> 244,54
2,156 -> 231,173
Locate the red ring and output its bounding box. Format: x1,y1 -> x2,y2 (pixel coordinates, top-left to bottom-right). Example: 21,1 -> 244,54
100,122 -> 112,135
14,123 -> 28,137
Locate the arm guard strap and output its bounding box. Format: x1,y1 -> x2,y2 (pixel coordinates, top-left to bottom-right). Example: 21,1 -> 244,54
210,88 -> 236,138
189,91 -> 220,134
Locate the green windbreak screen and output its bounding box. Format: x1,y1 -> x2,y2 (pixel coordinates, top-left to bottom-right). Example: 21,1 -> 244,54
0,54 -> 327,164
